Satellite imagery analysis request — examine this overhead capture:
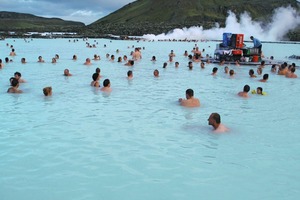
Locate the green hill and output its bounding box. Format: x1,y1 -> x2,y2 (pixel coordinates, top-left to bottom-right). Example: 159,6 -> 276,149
87,0 -> 300,39
0,11 -> 85,32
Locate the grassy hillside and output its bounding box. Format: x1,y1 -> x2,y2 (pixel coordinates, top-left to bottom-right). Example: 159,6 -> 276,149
0,11 -> 85,32
87,0 -> 300,39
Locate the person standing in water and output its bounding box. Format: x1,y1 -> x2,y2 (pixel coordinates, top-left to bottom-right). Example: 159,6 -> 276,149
208,113 -> 229,133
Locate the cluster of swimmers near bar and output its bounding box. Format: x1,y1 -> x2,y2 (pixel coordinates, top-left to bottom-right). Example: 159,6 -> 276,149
0,39 -> 298,133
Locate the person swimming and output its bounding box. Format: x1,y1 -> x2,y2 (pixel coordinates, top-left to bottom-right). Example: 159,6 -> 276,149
208,113 -> 229,133
43,86 -> 52,96
91,73 -> 100,87
238,85 -> 250,98
178,89 -> 200,107
7,78 -> 22,93
101,79 -> 112,92
251,87 -> 267,95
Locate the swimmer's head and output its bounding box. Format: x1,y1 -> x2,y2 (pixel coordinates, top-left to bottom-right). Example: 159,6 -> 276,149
185,89 -> 194,99
208,113 -> 221,125
92,73 -> 99,81
96,68 -> 100,74
64,69 -> 70,76
43,86 -> 52,96
212,67 -> 218,73
103,79 -> 110,87
243,85 -> 250,93
127,70 -> 133,77
10,78 -> 19,87
263,74 -> 269,80
257,87 -> 263,95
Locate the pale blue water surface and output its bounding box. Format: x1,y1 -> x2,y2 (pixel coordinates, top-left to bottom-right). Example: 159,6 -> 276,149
0,38 -> 300,200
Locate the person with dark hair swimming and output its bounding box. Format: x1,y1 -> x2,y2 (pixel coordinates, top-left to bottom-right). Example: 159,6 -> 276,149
178,88 -> 200,107
286,67 -> 297,78
238,85 -> 250,98
259,74 -> 269,82
101,79 -> 112,92
212,67 -> 218,76
43,87 -> 52,96
91,73 -> 100,87
252,87 -> 267,95
125,60 -> 134,66
7,78 -> 22,93
127,70 -> 133,79
208,113 -> 229,133
14,72 -> 26,83
64,69 -> 72,76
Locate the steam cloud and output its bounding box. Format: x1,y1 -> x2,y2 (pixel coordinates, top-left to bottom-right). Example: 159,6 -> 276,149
143,6 -> 300,41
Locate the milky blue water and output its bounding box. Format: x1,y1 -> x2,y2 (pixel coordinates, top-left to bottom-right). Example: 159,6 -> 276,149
0,38 -> 300,200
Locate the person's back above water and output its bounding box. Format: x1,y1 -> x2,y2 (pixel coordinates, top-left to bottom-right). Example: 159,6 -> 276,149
208,113 -> 229,133
101,79 -> 112,92
238,84 -> 250,98
178,88 -> 200,107
7,78 -> 22,93
286,67 -> 297,78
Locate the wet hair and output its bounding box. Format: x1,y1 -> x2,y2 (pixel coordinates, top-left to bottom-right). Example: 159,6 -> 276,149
188,55 -> 193,59
103,79 -> 110,87
212,67 -> 218,73
163,62 -> 168,68
271,65 -> 276,69
257,87 -> 263,93
211,113 -> 221,124
10,78 -> 19,87
127,70 -> 133,77
92,73 -> 99,81
14,72 -> 21,77
95,68 -> 100,74
186,88 -> 194,97
243,85 -> 250,92
263,74 -> 269,80
291,67 -> 296,73
249,69 -> 254,75
43,87 -> 52,96
152,56 -> 156,60
5,57 -> 9,62
229,69 -> 234,76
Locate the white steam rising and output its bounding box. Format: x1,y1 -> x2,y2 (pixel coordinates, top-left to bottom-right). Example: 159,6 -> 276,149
143,6 -> 300,41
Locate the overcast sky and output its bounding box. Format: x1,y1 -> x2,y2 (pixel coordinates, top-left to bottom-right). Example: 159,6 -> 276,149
0,0 -> 136,25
